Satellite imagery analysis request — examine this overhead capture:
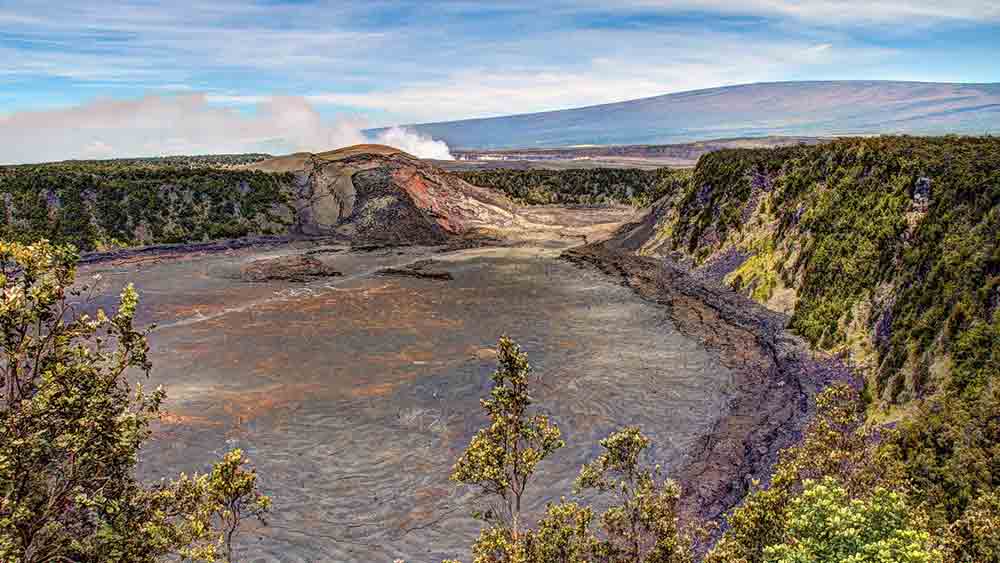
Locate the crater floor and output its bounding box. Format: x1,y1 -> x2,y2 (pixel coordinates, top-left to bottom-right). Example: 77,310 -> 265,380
80,229 -> 734,563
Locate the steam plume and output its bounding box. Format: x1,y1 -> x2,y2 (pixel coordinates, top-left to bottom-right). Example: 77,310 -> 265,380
0,94 -> 453,164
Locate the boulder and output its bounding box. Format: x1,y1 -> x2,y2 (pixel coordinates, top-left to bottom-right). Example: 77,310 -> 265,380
240,255 -> 342,282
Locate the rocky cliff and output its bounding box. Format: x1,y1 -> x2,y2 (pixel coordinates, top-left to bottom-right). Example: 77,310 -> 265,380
596,136 -> 1000,412
249,144 -> 517,243
564,136 -> 1000,536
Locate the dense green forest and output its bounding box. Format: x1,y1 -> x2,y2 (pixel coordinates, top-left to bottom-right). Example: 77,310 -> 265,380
45,153 -> 274,169
456,168 -> 689,206
635,136 -> 1000,563
0,161 -> 294,251
662,136 -> 999,406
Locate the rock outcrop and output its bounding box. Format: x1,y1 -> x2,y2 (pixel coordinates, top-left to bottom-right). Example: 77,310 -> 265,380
240,254 -> 342,282
250,144 -> 518,244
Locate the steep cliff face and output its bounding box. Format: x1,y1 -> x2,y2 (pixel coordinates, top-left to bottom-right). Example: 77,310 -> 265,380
251,144 -> 517,243
604,136 -> 1000,412
0,145 -> 518,250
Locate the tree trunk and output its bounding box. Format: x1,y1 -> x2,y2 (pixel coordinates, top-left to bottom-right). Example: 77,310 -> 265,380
226,521 -> 237,563
513,492 -> 521,541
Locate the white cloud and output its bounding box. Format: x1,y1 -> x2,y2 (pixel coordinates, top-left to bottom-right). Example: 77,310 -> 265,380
0,1 -> 387,86
614,0 -> 1000,23
0,95 -> 453,164
0,0 -> 985,135
303,36 -> 891,123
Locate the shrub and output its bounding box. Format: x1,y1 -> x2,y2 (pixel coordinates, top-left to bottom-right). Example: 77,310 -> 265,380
0,240 -> 269,562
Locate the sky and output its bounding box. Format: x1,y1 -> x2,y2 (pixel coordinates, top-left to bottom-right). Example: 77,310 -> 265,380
1,0 -> 999,161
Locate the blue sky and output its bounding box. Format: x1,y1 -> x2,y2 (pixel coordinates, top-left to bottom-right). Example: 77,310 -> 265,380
1,1 -> 999,162
2,0 -> 999,123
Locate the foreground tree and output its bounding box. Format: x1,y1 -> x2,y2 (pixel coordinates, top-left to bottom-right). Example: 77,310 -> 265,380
207,449 -> 271,563
449,336 -> 564,560
0,240 -> 268,562
705,383 -> 899,563
450,336 -> 565,537
529,500 -> 599,563
575,427 -> 697,563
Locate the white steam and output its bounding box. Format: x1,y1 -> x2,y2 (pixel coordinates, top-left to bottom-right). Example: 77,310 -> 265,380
0,94 -> 453,164
373,126 -> 453,160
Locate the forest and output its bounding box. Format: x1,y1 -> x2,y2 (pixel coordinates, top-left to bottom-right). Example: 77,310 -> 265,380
0,160 -> 294,251
642,136 -> 1000,563
455,168 -> 689,207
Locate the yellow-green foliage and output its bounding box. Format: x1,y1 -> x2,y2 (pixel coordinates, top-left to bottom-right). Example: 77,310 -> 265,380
0,240 -> 269,563
726,239 -> 781,303
709,381 -> 1000,563
706,384 -> 894,563
763,478 -> 941,563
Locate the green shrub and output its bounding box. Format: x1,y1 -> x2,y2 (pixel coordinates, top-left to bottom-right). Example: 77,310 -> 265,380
763,478 -> 940,563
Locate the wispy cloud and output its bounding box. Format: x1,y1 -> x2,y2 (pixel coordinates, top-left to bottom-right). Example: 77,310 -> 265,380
611,0 -> 1000,24
302,34 -> 892,123
0,94 -> 452,164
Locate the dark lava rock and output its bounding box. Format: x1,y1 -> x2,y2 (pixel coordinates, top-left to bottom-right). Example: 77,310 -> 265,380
914,176 -> 932,202
241,255 -> 342,282
376,259 -> 453,280
561,243 -> 855,531
695,247 -> 750,285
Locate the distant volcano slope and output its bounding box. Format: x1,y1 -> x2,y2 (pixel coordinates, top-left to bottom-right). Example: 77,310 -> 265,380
249,144 -> 517,244
371,81 -> 1000,149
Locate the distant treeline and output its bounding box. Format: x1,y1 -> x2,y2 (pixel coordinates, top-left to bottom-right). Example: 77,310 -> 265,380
456,167 -> 690,207
0,161 -> 694,253
37,153 -> 274,169
0,161 -> 294,251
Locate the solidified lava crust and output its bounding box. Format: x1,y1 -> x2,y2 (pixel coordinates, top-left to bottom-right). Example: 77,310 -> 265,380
561,243 -> 856,527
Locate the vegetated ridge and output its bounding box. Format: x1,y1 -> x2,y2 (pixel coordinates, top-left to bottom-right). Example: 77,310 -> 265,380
575,135 -> 1000,560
